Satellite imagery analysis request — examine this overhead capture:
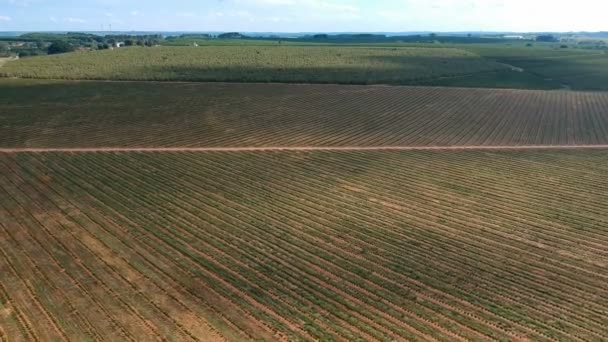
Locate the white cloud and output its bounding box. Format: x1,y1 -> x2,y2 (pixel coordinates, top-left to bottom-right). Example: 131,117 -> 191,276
270,16 -> 291,23
242,0 -> 359,13
230,0 -> 360,25
235,10 -> 253,17
305,0 -> 359,13
253,0 -> 296,4
373,0 -> 608,32
3,0 -> 607,33
66,17 -> 86,23
212,10 -> 253,18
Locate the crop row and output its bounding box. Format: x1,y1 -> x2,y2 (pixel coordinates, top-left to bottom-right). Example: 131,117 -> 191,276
0,160 -> 232,340
2,80 -> 608,148
1,150 -> 607,341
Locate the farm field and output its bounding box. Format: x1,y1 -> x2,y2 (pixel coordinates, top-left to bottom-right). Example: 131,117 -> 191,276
0,45 -> 509,84
516,53 -> 608,90
3,42 -> 608,90
1,150 -> 607,341
3,79 -> 608,148
466,46 -> 608,90
0,57 -> 12,68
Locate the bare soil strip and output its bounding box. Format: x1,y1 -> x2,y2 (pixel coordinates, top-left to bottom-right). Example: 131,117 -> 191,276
1,145 -> 608,153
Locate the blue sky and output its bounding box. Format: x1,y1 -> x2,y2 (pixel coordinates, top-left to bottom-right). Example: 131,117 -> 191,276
1,0 -> 607,32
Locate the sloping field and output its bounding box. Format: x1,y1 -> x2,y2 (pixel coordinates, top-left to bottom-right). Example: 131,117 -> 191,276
0,46 -> 507,84
2,79 -> 608,148
1,150 -> 607,341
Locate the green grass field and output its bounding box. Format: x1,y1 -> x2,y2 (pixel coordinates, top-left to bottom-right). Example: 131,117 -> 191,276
2,41 -> 607,89
466,45 -> 608,90
161,38 -> 327,46
2,79 -> 608,148
0,40 -> 608,90
0,45 -> 509,84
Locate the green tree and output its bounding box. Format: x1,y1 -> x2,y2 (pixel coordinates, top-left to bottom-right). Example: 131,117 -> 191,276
47,41 -> 75,55
218,32 -> 245,39
0,42 -> 9,55
35,39 -> 45,50
536,34 -> 557,42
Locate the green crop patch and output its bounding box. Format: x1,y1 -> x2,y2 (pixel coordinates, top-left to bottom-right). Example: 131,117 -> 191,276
0,45 -> 507,84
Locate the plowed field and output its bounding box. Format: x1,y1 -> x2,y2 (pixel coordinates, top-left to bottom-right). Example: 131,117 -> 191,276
1,150 -> 607,341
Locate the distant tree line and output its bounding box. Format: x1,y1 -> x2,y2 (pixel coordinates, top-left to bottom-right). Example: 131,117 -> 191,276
217,32 -> 248,39
0,32 -> 167,57
536,35 -> 559,42
3,31 -> 606,59
302,33 -> 514,44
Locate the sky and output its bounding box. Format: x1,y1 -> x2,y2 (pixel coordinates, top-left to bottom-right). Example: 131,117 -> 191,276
1,0 -> 607,33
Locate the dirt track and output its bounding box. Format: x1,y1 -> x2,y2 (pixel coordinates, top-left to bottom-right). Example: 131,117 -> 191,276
2,145 -> 608,153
